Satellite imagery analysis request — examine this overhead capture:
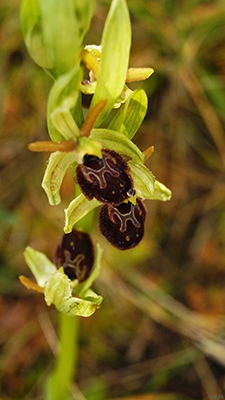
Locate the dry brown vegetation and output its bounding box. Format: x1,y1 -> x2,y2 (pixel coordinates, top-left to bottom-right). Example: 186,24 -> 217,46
1,0 -> 225,399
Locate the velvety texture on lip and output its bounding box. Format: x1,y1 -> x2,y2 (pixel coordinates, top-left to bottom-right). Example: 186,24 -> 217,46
76,148 -> 134,206
99,197 -> 146,250
54,229 -> 94,282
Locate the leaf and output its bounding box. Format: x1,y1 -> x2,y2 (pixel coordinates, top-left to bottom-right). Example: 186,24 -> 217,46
24,247 -> 57,287
47,66 -> 82,142
41,151 -> 77,206
64,194 -> 100,233
108,89 -> 148,139
91,0 -> 131,125
90,129 -> 144,163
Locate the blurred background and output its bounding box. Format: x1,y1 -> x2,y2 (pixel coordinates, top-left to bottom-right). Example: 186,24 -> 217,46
1,0 -> 225,399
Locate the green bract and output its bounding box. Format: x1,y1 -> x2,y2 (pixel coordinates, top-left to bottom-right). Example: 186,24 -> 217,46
23,244 -> 103,317
20,0 -> 95,77
90,0 -> 131,125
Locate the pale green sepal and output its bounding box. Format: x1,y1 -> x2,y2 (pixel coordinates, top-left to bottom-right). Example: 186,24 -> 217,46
44,270 -> 72,307
109,89 -> 148,139
39,0 -> 80,75
47,67 -> 82,142
56,289 -> 103,317
90,129 -> 144,163
128,161 -> 155,199
42,151 -> 77,206
91,0 -> 131,126
74,242 -> 103,297
64,195 -> 100,233
151,180 -> 172,202
24,246 -> 57,288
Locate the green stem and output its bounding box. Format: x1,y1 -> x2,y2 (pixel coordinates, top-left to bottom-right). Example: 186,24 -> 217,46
46,313 -> 79,400
46,188 -> 95,400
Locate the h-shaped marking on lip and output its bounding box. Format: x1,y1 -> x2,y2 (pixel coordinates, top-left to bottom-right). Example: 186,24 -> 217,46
82,156 -> 120,189
63,250 -> 85,275
111,204 -> 141,232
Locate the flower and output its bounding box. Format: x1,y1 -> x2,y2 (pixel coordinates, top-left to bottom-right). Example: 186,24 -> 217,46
19,230 -> 103,317
80,45 -> 154,109
27,46 -> 171,251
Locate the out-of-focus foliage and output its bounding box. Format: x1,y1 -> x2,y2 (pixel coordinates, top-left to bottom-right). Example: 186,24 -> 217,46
1,0 -> 225,399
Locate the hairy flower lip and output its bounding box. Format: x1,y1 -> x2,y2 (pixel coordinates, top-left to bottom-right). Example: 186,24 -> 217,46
76,148 -> 134,206
54,229 -> 94,283
99,197 -> 146,250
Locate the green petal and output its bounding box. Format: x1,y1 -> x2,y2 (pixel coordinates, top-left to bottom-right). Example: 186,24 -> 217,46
128,161 -> 155,199
91,0 -> 131,125
151,180 -> 172,202
47,66 -> 82,142
109,89 -> 148,139
42,151 -> 77,206
64,194 -> 100,233
24,246 -> 57,287
90,129 -> 144,163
